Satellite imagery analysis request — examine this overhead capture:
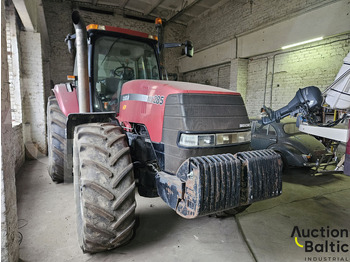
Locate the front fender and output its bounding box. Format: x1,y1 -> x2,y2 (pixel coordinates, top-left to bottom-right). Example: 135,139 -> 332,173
53,83 -> 79,116
269,144 -> 305,167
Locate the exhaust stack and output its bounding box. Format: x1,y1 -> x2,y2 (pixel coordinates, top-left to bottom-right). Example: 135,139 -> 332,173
72,11 -> 90,113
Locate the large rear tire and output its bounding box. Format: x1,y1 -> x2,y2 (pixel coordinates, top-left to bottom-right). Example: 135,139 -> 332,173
47,96 -> 67,183
73,123 -> 136,253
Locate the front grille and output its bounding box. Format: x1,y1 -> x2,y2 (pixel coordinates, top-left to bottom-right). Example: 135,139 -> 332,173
162,93 -> 250,174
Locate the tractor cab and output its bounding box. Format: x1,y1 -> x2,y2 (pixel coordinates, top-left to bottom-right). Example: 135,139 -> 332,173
67,20 -> 193,114
69,24 -> 161,113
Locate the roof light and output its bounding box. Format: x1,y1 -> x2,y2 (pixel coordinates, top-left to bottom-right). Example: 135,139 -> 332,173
281,37 -> 323,50
86,24 -> 106,31
67,75 -> 76,81
155,17 -> 162,25
148,35 -> 158,41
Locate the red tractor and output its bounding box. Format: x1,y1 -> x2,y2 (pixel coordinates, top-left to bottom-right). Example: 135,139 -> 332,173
47,11 -> 282,253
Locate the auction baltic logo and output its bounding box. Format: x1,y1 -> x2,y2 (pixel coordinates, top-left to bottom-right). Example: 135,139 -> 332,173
291,226 -> 349,261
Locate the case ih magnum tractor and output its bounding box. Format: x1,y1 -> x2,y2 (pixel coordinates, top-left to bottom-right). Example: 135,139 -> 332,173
47,11 -> 282,253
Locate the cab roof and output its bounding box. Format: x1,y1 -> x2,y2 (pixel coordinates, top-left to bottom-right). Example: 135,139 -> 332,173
86,24 -> 158,41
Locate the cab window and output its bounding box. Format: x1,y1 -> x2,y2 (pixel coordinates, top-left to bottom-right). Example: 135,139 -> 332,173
92,36 -> 159,112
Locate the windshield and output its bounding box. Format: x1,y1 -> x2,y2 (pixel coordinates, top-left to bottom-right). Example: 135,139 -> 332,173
283,122 -> 301,135
92,36 -> 159,111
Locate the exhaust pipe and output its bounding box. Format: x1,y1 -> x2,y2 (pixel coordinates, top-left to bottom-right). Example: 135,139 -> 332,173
72,11 -> 90,113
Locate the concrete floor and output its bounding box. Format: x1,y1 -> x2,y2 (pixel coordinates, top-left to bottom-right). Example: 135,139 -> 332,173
16,158 -> 350,262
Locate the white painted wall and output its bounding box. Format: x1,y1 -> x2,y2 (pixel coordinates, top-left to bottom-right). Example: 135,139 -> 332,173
178,38 -> 236,73
237,0 -> 350,58
179,0 -> 350,73
20,31 -> 47,156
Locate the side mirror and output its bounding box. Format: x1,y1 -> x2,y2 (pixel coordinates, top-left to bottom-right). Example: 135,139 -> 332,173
65,33 -> 76,54
184,40 -> 194,57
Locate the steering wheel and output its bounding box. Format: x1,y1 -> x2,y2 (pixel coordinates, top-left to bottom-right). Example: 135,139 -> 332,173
152,65 -> 159,79
113,66 -> 134,80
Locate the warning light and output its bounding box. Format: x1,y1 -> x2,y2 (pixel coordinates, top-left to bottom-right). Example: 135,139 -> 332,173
67,75 -> 76,81
148,35 -> 158,41
86,24 -> 106,31
155,17 -> 162,25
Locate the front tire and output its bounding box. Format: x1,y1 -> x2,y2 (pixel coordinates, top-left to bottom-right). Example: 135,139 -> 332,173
47,96 -> 67,183
73,123 -> 136,253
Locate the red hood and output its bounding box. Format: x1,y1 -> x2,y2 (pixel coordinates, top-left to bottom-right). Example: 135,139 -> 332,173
121,80 -> 240,96
118,80 -> 242,143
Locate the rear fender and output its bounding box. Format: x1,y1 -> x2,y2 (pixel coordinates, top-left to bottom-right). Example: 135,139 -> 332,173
53,83 -> 79,116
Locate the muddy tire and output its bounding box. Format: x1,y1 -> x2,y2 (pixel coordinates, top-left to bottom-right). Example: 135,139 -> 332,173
73,123 -> 136,253
47,96 -> 67,183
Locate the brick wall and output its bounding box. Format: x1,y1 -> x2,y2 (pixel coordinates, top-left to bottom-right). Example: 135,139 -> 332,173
162,22 -> 186,75
12,124 -> 25,173
42,0 -> 184,84
5,3 -> 25,171
1,1 -> 19,260
183,0 -> 348,118
6,6 -> 22,125
42,0 -> 348,120
246,35 -> 350,117
43,0 -> 74,86
186,0 -> 336,51
183,62 -> 231,88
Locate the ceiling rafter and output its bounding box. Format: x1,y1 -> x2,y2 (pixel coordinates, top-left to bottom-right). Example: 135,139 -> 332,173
120,0 -> 130,9
187,0 -> 230,25
166,0 -> 201,22
72,0 -> 229,26
143,0 -> 165,16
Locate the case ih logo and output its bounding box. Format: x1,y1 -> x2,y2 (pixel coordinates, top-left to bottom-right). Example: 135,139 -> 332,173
122,94 -> 164,105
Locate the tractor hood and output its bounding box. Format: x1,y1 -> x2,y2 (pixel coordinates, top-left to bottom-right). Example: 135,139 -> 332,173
118,80 -> 246,143
121,80 -> 240,96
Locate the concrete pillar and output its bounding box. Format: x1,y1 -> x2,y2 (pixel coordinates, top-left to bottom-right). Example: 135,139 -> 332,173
1,0 -> 19,261
20,31 -> 47,157
230,58 -> 248,102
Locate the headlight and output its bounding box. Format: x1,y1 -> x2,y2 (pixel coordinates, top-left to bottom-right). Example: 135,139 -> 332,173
179,131 -> 251,148
216,131 -> 251,145
302,154 -> 312,161
179,134 -> 215,147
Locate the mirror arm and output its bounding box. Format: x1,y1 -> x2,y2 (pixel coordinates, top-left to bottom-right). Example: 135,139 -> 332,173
163,43 -> 182,48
